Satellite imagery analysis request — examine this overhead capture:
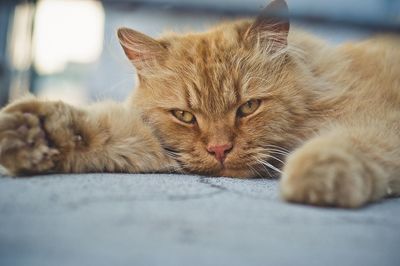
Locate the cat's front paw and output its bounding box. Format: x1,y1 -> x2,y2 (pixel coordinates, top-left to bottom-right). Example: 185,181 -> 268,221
0,99 -> 87,175
280,139 -> 372,208
0,112 -> 59,175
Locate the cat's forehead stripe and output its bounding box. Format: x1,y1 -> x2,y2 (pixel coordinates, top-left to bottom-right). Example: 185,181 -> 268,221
182,44 -> 241,114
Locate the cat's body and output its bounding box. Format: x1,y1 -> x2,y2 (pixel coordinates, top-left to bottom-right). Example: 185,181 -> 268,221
1,0 -> 399,208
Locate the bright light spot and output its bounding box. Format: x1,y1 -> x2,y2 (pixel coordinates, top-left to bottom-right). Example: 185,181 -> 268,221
9,3 -> 34,71
37,83 -> 89,106
33,0 -> 105,74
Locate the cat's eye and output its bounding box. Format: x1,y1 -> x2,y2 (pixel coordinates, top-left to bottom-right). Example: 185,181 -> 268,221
237,99 -> 261,117
171,110 -> 196,124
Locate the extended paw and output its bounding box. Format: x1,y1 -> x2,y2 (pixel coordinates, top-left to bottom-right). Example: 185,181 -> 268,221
280,140 -> 371,208
0,112 -> 59,175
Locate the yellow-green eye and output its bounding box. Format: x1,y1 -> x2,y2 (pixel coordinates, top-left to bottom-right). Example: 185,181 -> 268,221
238,99 -> 261,117
171,110 -> 196,124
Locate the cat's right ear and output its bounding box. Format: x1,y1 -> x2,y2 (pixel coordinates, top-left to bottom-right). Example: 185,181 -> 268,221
117,27 -> 167,70
244,0 -> 290,51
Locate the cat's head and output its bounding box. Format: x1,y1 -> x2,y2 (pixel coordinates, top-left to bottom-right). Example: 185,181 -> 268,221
118,0 -> 314,177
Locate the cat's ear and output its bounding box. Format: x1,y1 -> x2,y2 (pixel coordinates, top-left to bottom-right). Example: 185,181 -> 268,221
244,0 -> 290,50
117,27 -> 167,70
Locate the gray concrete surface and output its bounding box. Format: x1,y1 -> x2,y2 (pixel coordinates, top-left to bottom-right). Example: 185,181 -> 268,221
0,173 -> 399,266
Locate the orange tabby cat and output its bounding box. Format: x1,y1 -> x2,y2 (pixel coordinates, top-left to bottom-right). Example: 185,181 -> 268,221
0,0 -> 399,208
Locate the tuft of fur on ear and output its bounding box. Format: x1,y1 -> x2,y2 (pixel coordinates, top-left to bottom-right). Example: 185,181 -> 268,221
245,0 -> 290,52
117,27 -> 167,70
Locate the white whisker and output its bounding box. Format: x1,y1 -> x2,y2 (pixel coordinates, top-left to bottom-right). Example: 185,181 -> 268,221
254,156 -> 283,175
261,153 -> 285,164
247,162 -> 264,178
263,144 -> 291,153
266,149 -> 290,156
253,157 -> 272,178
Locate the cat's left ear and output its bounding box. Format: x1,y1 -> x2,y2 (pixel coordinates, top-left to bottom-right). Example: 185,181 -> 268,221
245,0 -> 290,50
117,27 -> 167,70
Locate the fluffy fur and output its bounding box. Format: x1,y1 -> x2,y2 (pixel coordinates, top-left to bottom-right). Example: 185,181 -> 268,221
0,0 -> 399,208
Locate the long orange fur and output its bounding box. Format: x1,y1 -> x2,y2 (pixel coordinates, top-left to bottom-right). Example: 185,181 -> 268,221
0,0 -> 399,208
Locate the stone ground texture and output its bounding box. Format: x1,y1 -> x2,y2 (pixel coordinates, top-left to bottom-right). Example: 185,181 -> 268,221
0,173 -> 399,266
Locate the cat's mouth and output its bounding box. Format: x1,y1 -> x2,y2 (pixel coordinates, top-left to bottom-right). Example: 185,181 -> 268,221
181,148 -> 285,178
207,161 -> 256,178
215,158 -> 282,178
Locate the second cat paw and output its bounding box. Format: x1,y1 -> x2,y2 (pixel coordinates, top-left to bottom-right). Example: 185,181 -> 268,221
280,140 -> 371,208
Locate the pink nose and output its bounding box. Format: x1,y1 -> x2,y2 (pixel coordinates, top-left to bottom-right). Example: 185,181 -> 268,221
207,143 -> 233,163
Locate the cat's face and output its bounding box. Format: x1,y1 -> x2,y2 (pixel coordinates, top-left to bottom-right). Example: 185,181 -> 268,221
119,0 -> 313,177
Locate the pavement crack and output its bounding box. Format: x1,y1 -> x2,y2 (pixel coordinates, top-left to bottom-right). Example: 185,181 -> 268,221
198,177 -> 279,201
198,177 -> 229,192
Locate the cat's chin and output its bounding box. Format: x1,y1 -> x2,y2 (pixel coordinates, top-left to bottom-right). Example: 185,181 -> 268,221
217,168 -> 255,179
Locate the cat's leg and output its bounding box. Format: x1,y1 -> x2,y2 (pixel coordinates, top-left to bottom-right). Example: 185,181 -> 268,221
0,97 -> 174,176
280,123 -> 400,208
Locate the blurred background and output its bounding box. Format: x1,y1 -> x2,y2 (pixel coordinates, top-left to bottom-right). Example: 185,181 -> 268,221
0,0 -> 399,107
